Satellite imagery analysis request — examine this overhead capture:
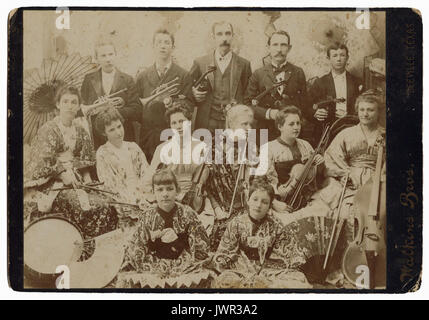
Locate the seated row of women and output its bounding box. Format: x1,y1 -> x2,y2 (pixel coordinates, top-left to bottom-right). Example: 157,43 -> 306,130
23,85 -> 385,288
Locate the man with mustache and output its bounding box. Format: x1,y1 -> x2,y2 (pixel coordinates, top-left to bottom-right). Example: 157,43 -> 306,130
80,36 -> 140,150
184,21 -> 252,132
308,42 -> 362,145
244,30 -> 308,142
135,29 -> 188,162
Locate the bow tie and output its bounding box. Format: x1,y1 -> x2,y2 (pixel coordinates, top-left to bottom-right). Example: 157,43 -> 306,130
273,65 -> 287,75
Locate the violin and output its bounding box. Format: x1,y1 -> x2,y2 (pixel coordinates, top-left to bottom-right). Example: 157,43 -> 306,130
342,135 -> 386,289
182,163 -> 210,213
193,65 -> 216,92
313,96 -> 346,125
281,125 -> 330,211
251,71 -> 292,107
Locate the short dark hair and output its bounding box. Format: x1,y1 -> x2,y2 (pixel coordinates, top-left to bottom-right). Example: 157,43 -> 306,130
94,35 -> 117,57
354,89 -> 384,114
164,97 -> 194,123
275,106 -> 302,129
248,177 -> 275,206
152,168 -> 179,190
55,85 -> 81,106
211,21 -> 234,35
94,106 -> 124,136
327,42 -> 349,58
267,30 -> 291,46
153,28 -> 175,46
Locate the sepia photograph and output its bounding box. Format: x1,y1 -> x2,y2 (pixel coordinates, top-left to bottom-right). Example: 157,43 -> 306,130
19,8 -> 388,290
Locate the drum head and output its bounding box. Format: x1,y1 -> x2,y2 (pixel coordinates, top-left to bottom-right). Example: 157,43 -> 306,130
24,217 -> 83,274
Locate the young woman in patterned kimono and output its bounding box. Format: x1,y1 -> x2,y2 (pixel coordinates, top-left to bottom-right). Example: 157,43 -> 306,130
95,107 -> 150,227
24,85 -> 118,239
144,97 -> 215,233
211,178 -> 312,289
264,106 -> 325,214
274,90 -> 386,285
117,169 -> 211,288
206,104 -> 257,251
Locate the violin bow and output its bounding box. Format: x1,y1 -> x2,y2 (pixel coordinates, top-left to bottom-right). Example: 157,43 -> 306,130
323,172 -> 349,270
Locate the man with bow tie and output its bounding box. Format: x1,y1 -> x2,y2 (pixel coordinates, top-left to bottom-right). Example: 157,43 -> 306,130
244,30 -> 308,142
80,37 -> 141,150
184,21 -> 252,132
135,29 -> 188,162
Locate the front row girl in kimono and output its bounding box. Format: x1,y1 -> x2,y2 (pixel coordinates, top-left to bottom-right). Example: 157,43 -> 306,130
211,177 -> 312,288
24,85 -> 118,239
117,168 -> 211,288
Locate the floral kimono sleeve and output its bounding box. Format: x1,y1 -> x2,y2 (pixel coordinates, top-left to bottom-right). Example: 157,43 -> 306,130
25,123 -> 65,183
96,148 -> 120,194
272,222 -> 306,269
184,207 -> 210,261
121,218 -> 152,272
324,130 -> 350,178
212,218 -> 241,270
74,125 -> 95,168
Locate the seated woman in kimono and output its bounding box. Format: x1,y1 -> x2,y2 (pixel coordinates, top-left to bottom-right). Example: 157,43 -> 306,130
211,177 -> 312,289
264,106 -> 324,214
24,85 -> 118,239
274,90 -> 386,285
95,107 -> 150,226
206,103 -> 258,251
117,168 -> 211,288
145,96 -> 215,233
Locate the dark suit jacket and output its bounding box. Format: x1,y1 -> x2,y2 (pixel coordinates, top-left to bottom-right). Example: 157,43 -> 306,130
308,71 -> 362,121
184,52 -> 252,129
244,62 -> 307,140
80,68 -> 140,149
135,62 -> 188,161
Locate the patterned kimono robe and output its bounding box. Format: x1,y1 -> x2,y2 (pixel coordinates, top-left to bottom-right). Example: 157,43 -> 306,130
96,141 -> 150,226
117,202 -> 211,288
273,124 -> 386,283
206,139 -> 256,251
143,137 -> 215,233
24,117 -> 118,239
211,212 -> 311,289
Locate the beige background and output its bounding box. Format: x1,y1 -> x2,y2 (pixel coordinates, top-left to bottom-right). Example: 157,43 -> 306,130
24,10 -> 385,80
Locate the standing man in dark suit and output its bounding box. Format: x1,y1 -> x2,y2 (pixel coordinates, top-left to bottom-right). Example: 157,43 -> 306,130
80,38 -> 140,150
135,29 -> 188,162
185,21 -> 252,132
244,30 -> 308,142
308,42 -> 362,143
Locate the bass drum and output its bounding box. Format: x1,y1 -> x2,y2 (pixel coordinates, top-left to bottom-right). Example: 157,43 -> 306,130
24,215 -> 84,288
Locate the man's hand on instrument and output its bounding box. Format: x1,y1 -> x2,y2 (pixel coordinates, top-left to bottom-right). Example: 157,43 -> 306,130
192,86 -> 208,103
314,107 -> 328,121
335,108 -> 346,118
154,87 -> 180,104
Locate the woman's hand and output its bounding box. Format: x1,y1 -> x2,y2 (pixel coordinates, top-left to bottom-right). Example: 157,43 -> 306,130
214,207 -> 229,221
314,107 -> 328,121
272,199 -> 294,214
313,154 -> 325,166
161,228 -> 178,243
59,169 -> 79,188
278,183 -> 292,199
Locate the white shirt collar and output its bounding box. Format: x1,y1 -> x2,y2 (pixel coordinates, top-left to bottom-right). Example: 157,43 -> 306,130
272,60 -> 287,69
331,70 -> 347,79
155,59 -> 172,75
215,49 -> 232,63
102,68 -> 116,79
